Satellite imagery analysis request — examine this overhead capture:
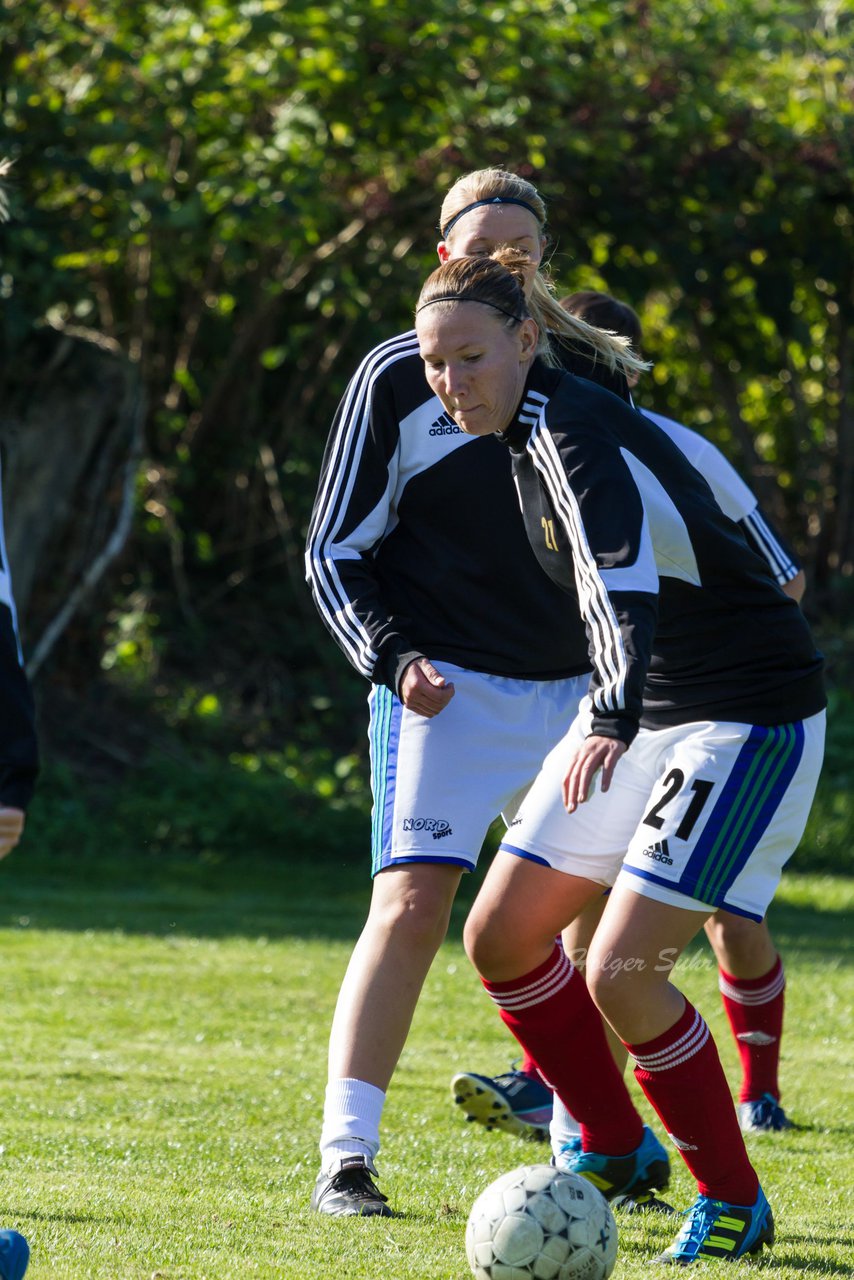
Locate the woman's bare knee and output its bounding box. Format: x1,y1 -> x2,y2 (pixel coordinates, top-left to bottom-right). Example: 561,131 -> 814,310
368,865 -> 461,953
462,897 -> 503,972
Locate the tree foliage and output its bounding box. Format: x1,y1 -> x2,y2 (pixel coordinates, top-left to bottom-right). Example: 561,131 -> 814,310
1,0 -> 852,741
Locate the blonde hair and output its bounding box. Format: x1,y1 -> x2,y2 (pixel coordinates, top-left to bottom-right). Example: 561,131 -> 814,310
561,290 -> 644,352
530,274 -> 649,376
438,168 -> 649,379
439,169 -> 547,238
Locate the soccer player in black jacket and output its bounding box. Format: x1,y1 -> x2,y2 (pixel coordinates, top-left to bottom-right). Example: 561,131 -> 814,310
0,468 -> 38,1280
452,292 -> 804,1147
305,169 -> 645,1217
0,490 -> 38,851
414,252 -> 824,1264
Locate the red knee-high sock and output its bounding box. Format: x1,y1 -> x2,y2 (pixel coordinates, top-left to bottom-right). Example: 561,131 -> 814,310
515,939 -> 572,1086
515,938 -> 570,1080
718,956 -> 785,1104
482,943 -> 643,1155
627,1000 -> 759,1204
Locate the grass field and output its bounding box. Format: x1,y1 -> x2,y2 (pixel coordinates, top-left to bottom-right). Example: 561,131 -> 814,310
0,843 -> 851,1278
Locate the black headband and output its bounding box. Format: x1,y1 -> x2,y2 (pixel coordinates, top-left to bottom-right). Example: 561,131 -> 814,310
415,295 -> 525,322
439,196 -> 542,239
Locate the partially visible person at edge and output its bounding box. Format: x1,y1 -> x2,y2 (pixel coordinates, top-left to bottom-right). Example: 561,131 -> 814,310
0,461 -> 37,853
304,168 -> 647,1219
414,249 -> 824,1264
451,290 -> 804,1147
0,456 -> 40,1280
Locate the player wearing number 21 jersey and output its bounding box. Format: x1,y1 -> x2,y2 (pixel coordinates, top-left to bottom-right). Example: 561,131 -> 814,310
511,366 -> 823,737
416,248 -> 825,1262
499,362 -> 824,917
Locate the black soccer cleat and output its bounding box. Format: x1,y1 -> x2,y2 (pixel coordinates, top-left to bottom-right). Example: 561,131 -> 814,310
310,1155 -> 394,1217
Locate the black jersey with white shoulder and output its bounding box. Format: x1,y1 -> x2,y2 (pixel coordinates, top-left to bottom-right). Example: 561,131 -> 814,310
642,410 -> 801,587
306,332 -> 599,693
551,342 -> 803,590
500,361 -> 824,744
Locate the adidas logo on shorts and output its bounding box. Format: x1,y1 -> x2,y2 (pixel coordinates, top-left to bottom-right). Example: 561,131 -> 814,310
639,838 -> 673,865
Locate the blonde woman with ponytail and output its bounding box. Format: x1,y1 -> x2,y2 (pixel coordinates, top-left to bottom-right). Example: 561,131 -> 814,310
437,169 -> 647,381
305,169 -> 623,1217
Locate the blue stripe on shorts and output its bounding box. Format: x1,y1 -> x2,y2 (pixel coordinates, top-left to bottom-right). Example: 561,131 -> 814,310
498,841 -> 553,868
680,721 -> 805,907
369,685 -> 403,875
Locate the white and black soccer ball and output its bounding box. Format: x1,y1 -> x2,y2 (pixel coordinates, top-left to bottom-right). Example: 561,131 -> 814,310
466,1164 -> 618,1280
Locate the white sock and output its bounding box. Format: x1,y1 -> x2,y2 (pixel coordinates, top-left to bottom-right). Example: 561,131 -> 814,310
550,1093 -> 582,1158
320,1078 -> 386,1174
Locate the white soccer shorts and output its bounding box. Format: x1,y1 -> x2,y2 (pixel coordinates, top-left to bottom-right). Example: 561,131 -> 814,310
367,665 -> 590,875
499,700 -> 826,921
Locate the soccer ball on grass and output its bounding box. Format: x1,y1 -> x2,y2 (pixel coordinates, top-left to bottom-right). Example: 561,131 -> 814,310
466,1164 -> 617,1280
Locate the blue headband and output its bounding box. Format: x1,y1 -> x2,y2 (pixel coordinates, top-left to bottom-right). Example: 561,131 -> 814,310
440,196 -> 542,239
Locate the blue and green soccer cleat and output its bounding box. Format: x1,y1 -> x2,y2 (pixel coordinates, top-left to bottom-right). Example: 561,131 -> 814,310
655,1187 -> 774,1264
554,1123 -> 671,1201
551,1133 -> 673,1212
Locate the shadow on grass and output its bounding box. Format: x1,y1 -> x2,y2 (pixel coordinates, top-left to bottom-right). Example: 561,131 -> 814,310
0,846 -> 374,942
755,893 -> 854,962
0,843 -> 851,963
773,1235 -> 854,1275
11,1205 -> 122,1226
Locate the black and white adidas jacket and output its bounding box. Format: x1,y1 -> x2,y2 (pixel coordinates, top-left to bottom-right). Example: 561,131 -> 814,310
305,332 -> 597,694
500,361 -> 825,744
0,464 -> 39,810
